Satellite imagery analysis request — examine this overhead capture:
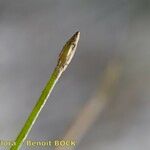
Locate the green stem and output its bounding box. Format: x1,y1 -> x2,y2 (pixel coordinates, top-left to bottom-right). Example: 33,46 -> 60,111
10,31 -> 80,150
10,67 -> 62,150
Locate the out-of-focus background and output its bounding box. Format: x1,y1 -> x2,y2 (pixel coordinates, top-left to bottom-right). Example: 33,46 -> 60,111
0,0 -> 150,149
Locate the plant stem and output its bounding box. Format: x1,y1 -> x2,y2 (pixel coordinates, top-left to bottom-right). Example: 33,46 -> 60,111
10,67 -> 61,150
10,31 -> 80,150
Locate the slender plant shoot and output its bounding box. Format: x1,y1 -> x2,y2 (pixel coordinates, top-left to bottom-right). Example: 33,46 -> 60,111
10,31 -> 80,150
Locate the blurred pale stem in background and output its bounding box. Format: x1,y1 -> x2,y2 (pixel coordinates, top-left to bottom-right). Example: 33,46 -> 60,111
55,60 -> 122,150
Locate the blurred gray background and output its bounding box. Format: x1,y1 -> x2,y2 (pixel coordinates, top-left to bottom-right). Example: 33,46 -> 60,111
0,0 -> 150,149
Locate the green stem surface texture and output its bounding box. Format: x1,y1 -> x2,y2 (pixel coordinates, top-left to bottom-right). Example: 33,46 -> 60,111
10,67 -> 61,150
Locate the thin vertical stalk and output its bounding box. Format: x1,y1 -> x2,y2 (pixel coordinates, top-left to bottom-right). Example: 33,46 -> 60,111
10,31 -> 80,150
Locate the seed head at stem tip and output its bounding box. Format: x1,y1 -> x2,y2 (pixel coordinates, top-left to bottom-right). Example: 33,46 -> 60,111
57,31 -> 80,72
